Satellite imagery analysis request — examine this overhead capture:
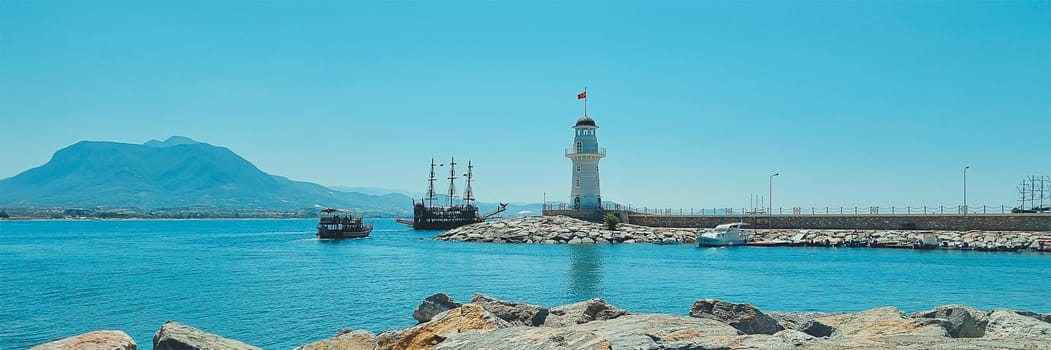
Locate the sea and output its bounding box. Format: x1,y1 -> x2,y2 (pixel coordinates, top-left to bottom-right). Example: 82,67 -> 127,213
2,219 -> 1049,349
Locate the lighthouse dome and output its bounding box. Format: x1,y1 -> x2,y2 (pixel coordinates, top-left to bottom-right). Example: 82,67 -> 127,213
574,116 -> 597,127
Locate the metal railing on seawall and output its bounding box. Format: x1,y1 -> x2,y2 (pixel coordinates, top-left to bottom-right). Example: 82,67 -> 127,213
543,203 -> 1046,216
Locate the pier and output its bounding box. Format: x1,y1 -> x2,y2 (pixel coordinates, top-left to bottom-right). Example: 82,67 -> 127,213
543,205 -> 1051,232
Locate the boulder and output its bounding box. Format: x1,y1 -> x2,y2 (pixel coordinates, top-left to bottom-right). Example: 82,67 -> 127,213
688,299 -> 784,335
1016,310 -> 1051,324
798,319 -> 837,338
293,329 -> 377,350
435,326 -> 611,350
911,304 -> 988,338
831,335 -> 1050,349
470,293 -> 550,326
153,321 -> 260,350
414,293 -> 464,323
735,329 -> 817,349
544,298 -> 629,327
30,330 -> 136,350
377,304 -> 511,350
985,309 -> 1051,339
767,311 -> 833,330
770,329 -> 816,346
570,314 -> 742,349
812,307 -> 949,339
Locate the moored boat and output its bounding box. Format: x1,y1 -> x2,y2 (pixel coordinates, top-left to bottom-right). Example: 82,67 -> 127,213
913,232 -> 940,250
1035,239 -> 1051,252
316,208 -> 372,239
697,222 -> 749,247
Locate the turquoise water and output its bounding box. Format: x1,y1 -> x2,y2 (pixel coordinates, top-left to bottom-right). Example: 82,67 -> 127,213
2,219 -> 1049,349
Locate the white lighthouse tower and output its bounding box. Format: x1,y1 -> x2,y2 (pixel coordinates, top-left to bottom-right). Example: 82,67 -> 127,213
566,115 -> 606,209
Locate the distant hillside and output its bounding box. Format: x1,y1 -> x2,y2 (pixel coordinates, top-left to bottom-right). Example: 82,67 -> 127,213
329,186 -> 414,197
0,137 -> 412,212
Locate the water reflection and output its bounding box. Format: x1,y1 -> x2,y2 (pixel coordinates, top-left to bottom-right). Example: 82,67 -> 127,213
566,245 -> 603,299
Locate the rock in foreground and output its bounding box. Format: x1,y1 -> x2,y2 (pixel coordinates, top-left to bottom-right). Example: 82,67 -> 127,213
294,329 -> 377,350
413,293 -> 463,323
29,294 -> 1051,350
689,298 -> 784,335
153,321 -> 260,350
29,330 -> 136,350
321,293 -> 1051,350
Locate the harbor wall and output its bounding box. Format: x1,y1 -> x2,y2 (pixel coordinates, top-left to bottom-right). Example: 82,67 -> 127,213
541,209 -> 636,224
543,210 -> 1051,231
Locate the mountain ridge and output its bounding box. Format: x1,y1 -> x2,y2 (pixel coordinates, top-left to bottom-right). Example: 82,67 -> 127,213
0,138 -> 411,212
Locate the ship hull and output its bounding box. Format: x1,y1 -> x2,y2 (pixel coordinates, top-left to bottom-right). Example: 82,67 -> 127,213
411,219 -> 480,231
408,204 -> 481,231
317,226 -> 372,239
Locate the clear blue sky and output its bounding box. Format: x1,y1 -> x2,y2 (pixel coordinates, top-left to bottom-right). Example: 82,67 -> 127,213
2,1 -> 1049,209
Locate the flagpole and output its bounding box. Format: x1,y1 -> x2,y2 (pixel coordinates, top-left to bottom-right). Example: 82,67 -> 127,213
584,86 -> 588,116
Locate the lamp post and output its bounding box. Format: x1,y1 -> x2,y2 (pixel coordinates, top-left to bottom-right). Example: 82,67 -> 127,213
769,172 -> 780,226
963,166 -> 969,216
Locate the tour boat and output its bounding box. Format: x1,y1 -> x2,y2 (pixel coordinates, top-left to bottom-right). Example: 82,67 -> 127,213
316,208 -> 372,239
697,222 -> 749,247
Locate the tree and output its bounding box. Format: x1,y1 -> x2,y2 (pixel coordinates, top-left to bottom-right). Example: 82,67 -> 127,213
0,210 -> 8,219
603,213 -> 620,231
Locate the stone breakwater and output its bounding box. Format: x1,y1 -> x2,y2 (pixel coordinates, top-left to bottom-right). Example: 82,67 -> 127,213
436,216 -> 1051,251
436,215 -> 697,244
33,293 -> 1051,349
752,227 -> 1049,250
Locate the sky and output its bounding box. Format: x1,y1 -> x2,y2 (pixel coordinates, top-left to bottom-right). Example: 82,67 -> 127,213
2,1 -> 1049,210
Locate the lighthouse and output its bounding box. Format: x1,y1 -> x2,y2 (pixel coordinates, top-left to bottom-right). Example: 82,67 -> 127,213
566,115 -> 606,209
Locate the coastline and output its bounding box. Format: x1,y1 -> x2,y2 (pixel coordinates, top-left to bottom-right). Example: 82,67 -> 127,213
31,293 -> 1051,350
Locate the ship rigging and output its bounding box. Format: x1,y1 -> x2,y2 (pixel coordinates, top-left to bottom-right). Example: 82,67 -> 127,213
396,157 -> 507,230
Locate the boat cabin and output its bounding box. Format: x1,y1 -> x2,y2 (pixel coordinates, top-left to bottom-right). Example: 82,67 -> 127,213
697,222 -> 750,247
712,222 -> 749,236
317,208 -> 372,239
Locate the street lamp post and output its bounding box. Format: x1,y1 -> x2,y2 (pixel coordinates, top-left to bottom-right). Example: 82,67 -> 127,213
963,166 -> 970,216
769,172 -> 780,227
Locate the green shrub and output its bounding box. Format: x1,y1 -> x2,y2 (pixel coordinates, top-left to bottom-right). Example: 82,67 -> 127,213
603,213 -> 620,231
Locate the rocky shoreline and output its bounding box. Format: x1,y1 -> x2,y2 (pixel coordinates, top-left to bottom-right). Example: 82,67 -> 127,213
31,293 -> 1051,349
436,216 -> 1051,251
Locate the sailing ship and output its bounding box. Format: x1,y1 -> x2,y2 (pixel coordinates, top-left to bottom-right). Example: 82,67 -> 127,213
396,158 -> 507,230
316,208 -> 373,239
1011,176 -> 1051,213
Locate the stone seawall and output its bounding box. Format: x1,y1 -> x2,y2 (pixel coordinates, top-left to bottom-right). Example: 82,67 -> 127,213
436,215 -> 694,244
545,210 -> 1051,231
439,216 -> 1051,250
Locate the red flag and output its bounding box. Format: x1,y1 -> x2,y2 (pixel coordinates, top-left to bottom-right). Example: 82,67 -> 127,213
577,91 -> 587,99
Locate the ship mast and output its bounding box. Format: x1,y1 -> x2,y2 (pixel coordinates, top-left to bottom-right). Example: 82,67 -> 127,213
426,158 -> 437,208
447,157 -> 457,208
464,160 -> 475,207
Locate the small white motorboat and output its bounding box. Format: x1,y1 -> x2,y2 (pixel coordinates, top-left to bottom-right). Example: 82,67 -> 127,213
697,222 -> 749,247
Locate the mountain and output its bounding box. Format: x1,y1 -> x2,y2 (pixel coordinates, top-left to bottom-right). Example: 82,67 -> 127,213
0,137 -> 412,212
143,136 -> 202,148
329,186 -> 414,197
